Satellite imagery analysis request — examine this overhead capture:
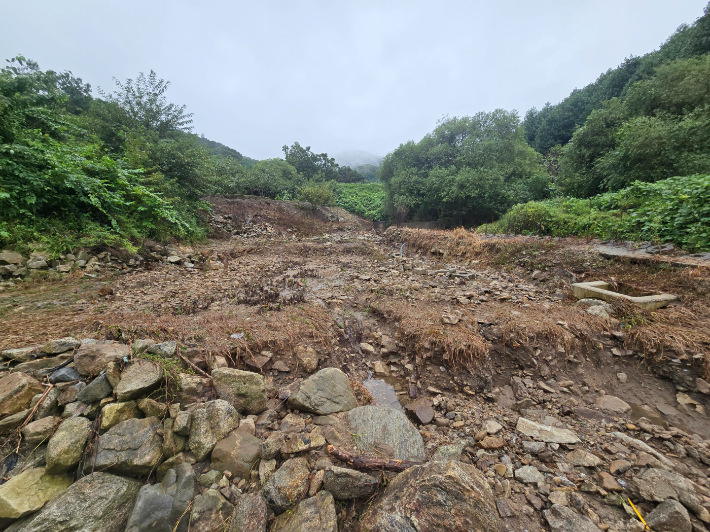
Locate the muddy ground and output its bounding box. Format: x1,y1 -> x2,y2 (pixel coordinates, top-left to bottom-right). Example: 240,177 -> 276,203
1,196 -> 709,530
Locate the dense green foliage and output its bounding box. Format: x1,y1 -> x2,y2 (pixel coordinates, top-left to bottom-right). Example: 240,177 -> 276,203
335,183 -> 386,220
524,4 -> 710,154
379,111 -> 551,226
479,175 -> 710,251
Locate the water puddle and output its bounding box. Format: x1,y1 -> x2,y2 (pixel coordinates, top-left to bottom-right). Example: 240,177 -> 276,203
362,374 -> 409,411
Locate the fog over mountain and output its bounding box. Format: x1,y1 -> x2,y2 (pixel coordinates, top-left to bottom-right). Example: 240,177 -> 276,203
333,150 -> 384,169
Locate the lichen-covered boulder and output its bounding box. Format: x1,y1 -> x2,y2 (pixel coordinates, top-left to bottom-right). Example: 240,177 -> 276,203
94,417 -> 163,476
212,368 -> 267,414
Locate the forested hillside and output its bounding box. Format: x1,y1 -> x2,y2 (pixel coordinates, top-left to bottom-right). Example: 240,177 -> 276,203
379,3 -> 710,251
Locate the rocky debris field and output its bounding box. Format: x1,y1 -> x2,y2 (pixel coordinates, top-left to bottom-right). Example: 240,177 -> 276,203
0,197 -> 709,531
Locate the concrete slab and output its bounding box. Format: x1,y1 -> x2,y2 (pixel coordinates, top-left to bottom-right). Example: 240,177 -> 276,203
571,281 -> 678,311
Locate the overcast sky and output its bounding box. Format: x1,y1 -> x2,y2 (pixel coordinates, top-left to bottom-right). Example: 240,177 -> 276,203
2,1 -> 707,161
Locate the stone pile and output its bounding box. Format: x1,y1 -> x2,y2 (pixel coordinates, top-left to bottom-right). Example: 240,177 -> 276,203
0,335 -> 708,531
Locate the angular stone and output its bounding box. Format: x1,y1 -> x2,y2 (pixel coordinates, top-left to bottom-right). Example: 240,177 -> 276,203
137,397 -> 167,418
1,346 -> 40,363
45,416 -> 92,474
125,463 -> 195,532
95,417 -> 163,476
100,401 -> 141,431
146,341 -> 177,357
598,471 -> 622,491
0,467 -> 73,519
157,452 -> 196,481
162,418 -> 186,458
0,250 -> 24,265
596,394 -> 631,414
544,504 -> 602,532
5,472 -> 141,532
294,346 -> 319,373
287,367 -> 357,415
48,366 -> 81,384
21,416 -> 59,445
515,465 -> 545,484
229,492 -> 270,532
479,436 -> 506,450
404,397 -> 435,424
485,419 -> 503,434
323,466 -> 378,499
188,400 -> 240,460
189,489 -> 233,532
633,468 -> 705,519
697,377 -> 710,395
173,410 -> 191,435
261,432 -> 285,460
211,429 -> 262,478
645,498 -> 692,532
263,457 -> 310,513
32,387 -> 60,419
177,373 -> 215,404
567,448 -> 602,467
0,372 -> 43,417
609,459 -> 631,475
212,368 -> 267,414
347,405 -> 425,461
281,431 -> 327,454
115,360 -> 163,401
516,417 -> 580,444
42,337 -> 80,355
271,491 -> 337,532
76,375 -> 113,403
0,409 -> 31,435
359,460 -> 500,531
74,341 -> 130,376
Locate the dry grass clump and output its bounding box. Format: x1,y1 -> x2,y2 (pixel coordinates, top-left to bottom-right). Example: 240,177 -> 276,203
370,299 -> 488,373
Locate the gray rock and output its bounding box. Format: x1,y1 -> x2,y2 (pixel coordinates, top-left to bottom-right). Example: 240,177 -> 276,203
359,460 -> 500,531
567,448 -> 602,467
74,341 -> 130,376
287,367 -> 357,415
596,394 -> 631,413
544,504 -> 601,532
77,375 -> 113,403
263,457 -> 310,513
147,341 -> 177,357
45,416 -> 92,474
188,489 -> 233,532
5,472 -> 141,532
1,346 -> 40,363
21,416 -> 59,445
0,467 -> 73,519
0,409 -> 31,435
177,373 -> 215,404
0,372 -> 43,417
211,429 -> 261,478
188,400 -> 240,460
94,417 -> 163,476
42,337 -> 80,355
162,418 -> 187,458
212,368 -> 267,414
0,250 -> 24,265
27,259 -> 48,270
115,359 -> 163,401
271,491 -> 337,532
200,470 -> 222,487
32,387 -> 60,419
515,417 -> 580,444
514,465 -> 545,484
347,405 -> 426,461
125,463 -> 195,532
323,466 -> 378,499
295,346 -> 319,373
229,492 -> 270,532
49,366 -> 80,383
100,401 -> 141,431
633,468 -> 705,520
645,498 -> 692,532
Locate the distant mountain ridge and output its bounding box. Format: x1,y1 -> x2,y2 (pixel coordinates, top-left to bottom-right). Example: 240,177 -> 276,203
333,150 -> 383,169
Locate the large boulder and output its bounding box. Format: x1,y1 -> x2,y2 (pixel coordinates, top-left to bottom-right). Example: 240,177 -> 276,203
188,489 -> 233,532
115,359 -> 164,401
178,373 -> 215,404
212,368 -> 267,414
287,367 -> 357,415
211,429 -> 261,478
632,468 -> 707,520
74,341 -> 130,376
646,499 -> 692,532
358,460 -> 500,531
45,416 -> 92,474
271,491 -> 337,532
347,405 -> 425,461
263,457 -> 311,513
229,493 -> 270,532
5,472 -> 141,532
0,372 -> 43,417
125,463 -> 195,532
42,337 -> 81,355
94,417 -> 163,476
188,400 -> 240,460
0,467 -> 73,519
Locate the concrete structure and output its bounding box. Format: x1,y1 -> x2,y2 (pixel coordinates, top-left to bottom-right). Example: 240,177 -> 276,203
571,281 -> 678,311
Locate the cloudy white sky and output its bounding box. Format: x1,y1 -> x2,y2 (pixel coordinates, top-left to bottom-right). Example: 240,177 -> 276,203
2,1 -> 707,160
